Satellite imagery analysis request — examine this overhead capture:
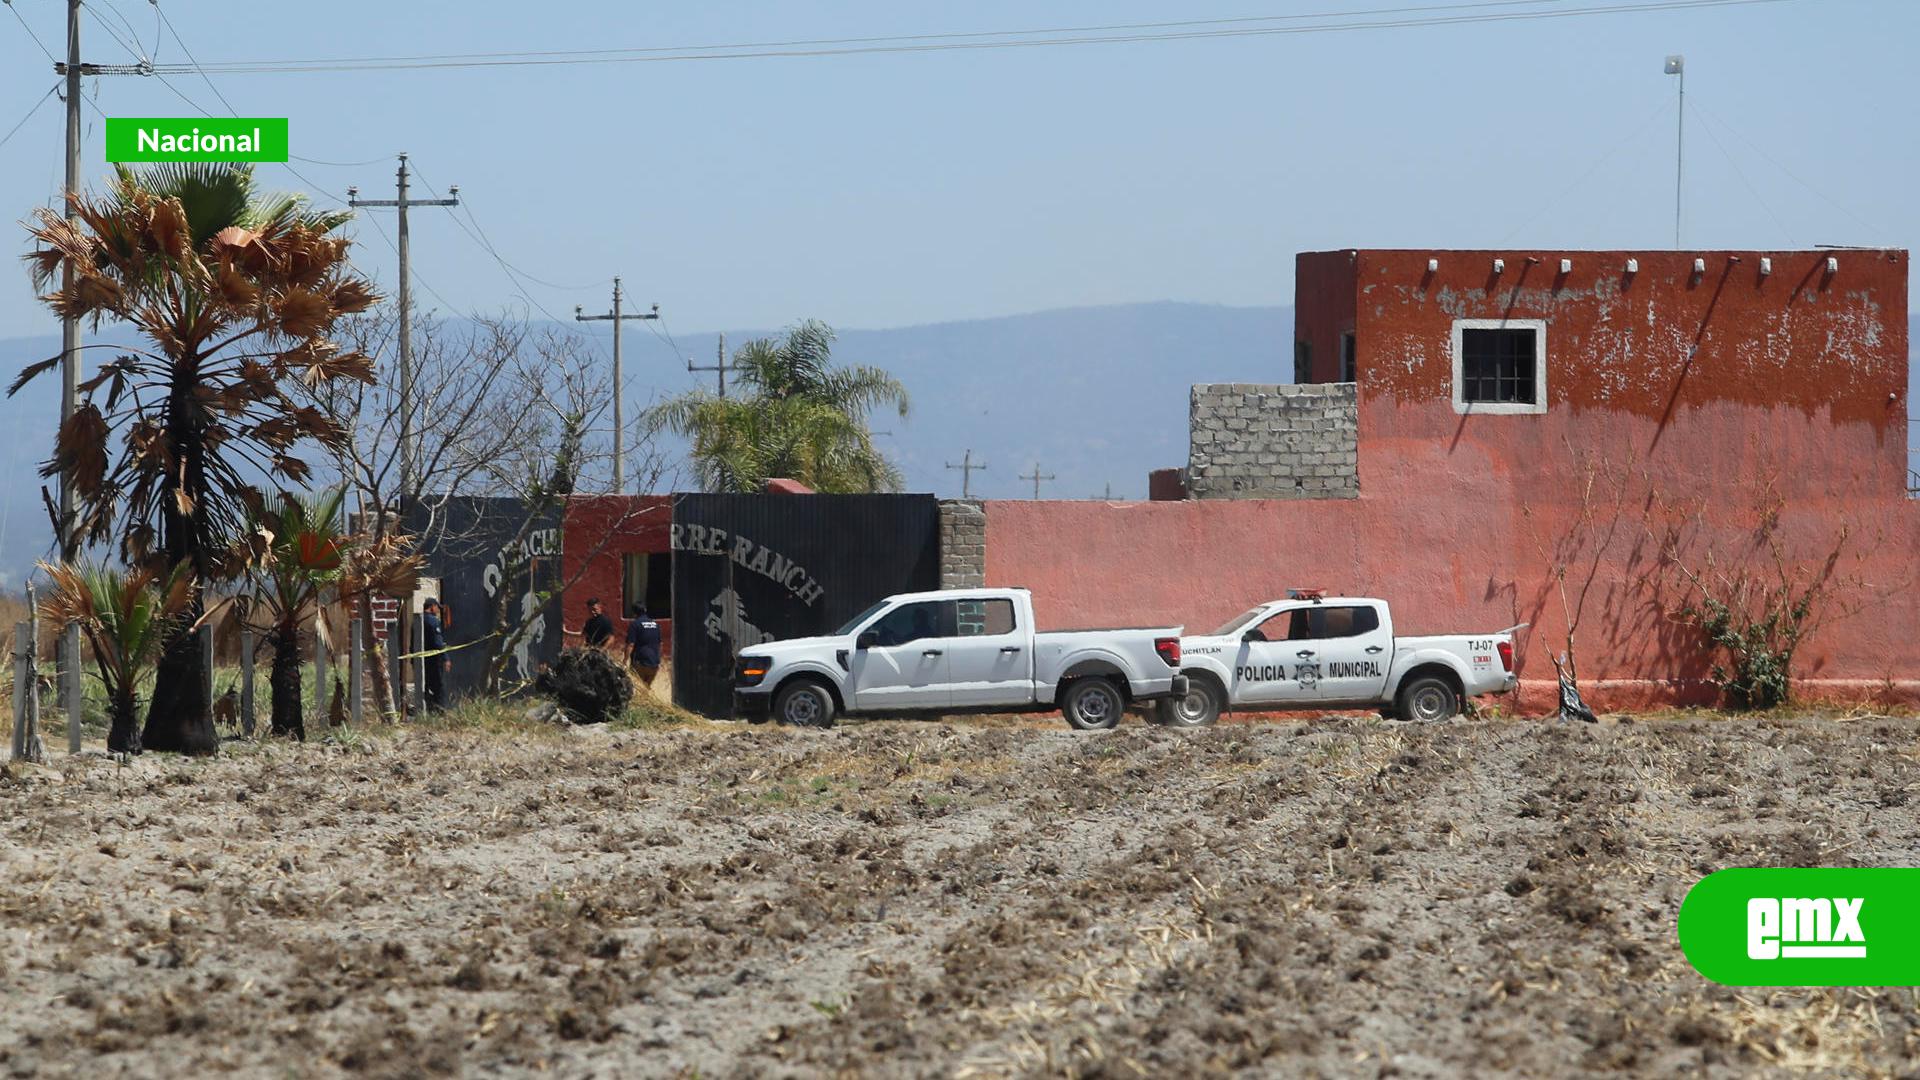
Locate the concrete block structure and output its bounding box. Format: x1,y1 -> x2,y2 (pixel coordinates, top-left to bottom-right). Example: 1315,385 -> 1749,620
1187,382 -> 1358,499
938,499 -> 987,588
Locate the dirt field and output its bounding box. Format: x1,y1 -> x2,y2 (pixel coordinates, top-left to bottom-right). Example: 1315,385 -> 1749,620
2,711 -> 1918,1078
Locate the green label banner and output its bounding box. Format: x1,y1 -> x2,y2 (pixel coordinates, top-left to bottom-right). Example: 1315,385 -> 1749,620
105,118 -> 288,162
1679,868 -> 1920,986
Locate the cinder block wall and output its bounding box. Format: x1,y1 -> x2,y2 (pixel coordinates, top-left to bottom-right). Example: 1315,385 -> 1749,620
938,499 -> 986,587
1187,383 -> 1358,499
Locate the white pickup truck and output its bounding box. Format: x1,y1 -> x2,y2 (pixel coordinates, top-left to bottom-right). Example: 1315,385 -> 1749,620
1157,593 -> 1521,726
732,587 -> 1187,730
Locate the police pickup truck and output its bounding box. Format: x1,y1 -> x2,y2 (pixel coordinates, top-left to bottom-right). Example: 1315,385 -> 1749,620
733,587 -> 1186,730
1157,591 -> 1521,726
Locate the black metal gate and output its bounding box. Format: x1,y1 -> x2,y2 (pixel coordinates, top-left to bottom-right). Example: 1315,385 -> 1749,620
670,494 -> 941,717
420,496 -> 563,702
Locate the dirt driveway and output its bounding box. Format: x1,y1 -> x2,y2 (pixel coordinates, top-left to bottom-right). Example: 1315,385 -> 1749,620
1,713 -> 1916,1078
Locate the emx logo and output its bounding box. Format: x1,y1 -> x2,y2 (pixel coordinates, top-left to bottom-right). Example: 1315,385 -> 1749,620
1747,896 -> 1865,959
1681,869 -> 1919,986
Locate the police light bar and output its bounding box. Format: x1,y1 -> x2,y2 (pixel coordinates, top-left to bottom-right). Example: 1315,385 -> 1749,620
1287,588 -> 1326,602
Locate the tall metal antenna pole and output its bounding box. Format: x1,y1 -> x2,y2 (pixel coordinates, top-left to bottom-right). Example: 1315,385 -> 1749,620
574,277 -> 658,491
1666,54 -> 1685,247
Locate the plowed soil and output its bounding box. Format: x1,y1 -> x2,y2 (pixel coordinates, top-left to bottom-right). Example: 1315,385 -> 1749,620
2,713 -> 1917,1078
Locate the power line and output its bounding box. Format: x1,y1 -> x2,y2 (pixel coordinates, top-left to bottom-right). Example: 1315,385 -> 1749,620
1498,96 -> 1672,245
170,0 -> 1579,68
142,0 -> 1799,75
0,82 -> 59,155
4,0 -> 59,63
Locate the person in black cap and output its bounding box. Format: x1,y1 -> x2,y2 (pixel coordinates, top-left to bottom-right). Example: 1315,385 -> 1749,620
626,602 -> 661,687
422,597 -> 449,711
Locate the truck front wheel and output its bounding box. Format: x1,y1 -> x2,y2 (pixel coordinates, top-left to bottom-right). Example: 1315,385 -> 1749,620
1395,674 -> 1460,723
774,678 -> 837,728
1061,678 -> 1124,731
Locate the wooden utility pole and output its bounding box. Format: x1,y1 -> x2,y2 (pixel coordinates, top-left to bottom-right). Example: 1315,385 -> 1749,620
574,277 -> 658,491
945,449 -> 987,499
349,155 -> 456,718
348,155 -> 457,505
1018,462 -> 1055,500
689,332 -> 730,397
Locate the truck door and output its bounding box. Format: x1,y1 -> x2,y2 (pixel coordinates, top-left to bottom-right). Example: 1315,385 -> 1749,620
1230,606 -> 1320,706
945,596 -> 1031,708
1294,603 -> 1392,702
849,600 -> 953,710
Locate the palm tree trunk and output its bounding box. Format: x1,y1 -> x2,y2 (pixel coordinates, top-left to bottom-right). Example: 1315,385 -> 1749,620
107,685 -> 142,755
143,378 -> 216,755
268,622 -> 305,740
361,601 -> 397,721
144,610 -> 216,754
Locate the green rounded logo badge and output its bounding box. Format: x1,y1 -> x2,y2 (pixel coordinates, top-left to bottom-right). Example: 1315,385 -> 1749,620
1679,868 -> 1920,986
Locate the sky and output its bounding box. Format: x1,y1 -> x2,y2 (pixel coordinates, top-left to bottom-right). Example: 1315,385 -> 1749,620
0,0 -> 1912,344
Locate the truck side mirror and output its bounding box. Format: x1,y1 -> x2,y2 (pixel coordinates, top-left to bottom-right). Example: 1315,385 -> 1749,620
856,631 -> 878,650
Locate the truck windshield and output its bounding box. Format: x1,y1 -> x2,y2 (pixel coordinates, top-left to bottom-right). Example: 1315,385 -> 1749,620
1211,606 -> 1269,636
834,600 -> 890,636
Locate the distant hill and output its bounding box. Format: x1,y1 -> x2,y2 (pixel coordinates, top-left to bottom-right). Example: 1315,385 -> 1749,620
0,302 -> 1292,584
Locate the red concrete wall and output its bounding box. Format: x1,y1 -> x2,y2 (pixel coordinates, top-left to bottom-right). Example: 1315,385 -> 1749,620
1294,250 -> 1357,384
560,495 -> 675,655
989,249 -> 1917,710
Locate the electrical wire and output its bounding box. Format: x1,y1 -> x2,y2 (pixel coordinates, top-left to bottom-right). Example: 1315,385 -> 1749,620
157,0 -> 1799,75
83,0 -> 146,65
5,0 -> 58,64
0,82 -> 58,155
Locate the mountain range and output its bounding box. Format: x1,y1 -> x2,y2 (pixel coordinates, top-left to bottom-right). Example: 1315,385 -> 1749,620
0,301 -> 1292,584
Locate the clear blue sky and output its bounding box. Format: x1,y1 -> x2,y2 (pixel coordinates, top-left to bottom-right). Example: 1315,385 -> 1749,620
0,0 -> 1912,336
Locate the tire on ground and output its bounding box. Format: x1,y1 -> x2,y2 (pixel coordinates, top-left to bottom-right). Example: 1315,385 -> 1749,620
1060,677 -> 1124,731
1156,676 -> 1221,728
1394,672 -> 1461,722
773,678 -> 836,728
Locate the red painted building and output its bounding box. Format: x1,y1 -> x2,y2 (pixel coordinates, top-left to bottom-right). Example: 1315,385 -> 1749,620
559,495 -> 676,658
987,249 -> 1918,709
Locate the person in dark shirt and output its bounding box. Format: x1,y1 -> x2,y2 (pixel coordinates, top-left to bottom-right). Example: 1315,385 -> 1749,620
626,603 -> 662,686
582,598 -> 614,648
422,597 -> 450,711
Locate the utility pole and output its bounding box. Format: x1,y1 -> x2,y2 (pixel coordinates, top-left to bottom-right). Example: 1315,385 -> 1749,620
1665,54 -> 1685,247
1018,462 -> 1055,500
945,449 -> 987,499
574,277 -> 658,492
348,155 -> 456,719
348,155 -> 458,506
689,332 -> 730,397
58,0 -> 79,563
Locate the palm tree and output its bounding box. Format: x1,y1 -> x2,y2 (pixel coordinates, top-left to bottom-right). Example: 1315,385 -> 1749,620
37,562 -> 192,754
650,320 -> 908,493
337,526 -> 423,723
245,487 -> 347,739
12,163 -> 378,754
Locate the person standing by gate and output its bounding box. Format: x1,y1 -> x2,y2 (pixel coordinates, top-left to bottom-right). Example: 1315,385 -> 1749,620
579,597 -> 615,649
627,603 -> 661,687
422,598 -> 450,711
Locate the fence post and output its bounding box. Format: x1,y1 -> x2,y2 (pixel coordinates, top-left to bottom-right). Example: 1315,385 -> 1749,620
64,623 -> 80,754
349,619 -> 364,726
314,607 -> 329,718
200,625 -> 214,718
411,613 -> 425,715
9,622 -> 25,761
239,630 -> 256,738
